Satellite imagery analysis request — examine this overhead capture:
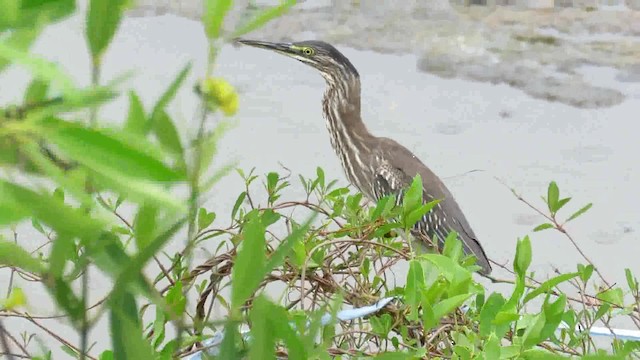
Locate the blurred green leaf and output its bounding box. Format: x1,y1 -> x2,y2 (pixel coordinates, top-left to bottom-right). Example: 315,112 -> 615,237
0,198 -> 29,225
523,272 -> 578,303
232,211 -> 266,309
152,109 -> 184,156
124,91 -> 146,135
0,0 -> 20,29
203,0 -> 232,39
148,64 -> 191,131
0,239 -> 45,273
0,179 -> 105,238
134,204 -> 157,250
42,119 -> 184,182
249,295 -> 276,360
25,78 -> 50,103
514,236 -> 532,277
231,0 -> 296,38
86,0 -> 128,61
48,233 -> 74,277
219,322 -> 240,359
5,0 -> 75,31
47,276 -> 83,323
0,38 -> 74,92
566,203 -> 592,222
110,291 -> 154,360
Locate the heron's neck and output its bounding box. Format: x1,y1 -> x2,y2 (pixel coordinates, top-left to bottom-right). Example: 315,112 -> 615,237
321,75 -> 375,193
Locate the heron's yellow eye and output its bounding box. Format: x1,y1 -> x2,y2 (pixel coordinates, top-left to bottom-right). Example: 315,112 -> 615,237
302,47 -> 314,56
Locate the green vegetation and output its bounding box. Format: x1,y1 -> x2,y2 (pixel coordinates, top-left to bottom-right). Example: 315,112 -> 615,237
0,1 -> 638,359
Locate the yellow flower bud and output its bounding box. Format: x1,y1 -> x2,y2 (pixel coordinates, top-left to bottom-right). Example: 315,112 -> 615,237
198,77 -> 239,116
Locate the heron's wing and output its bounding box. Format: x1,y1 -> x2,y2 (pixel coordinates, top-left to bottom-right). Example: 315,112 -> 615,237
373,144 -> 492,275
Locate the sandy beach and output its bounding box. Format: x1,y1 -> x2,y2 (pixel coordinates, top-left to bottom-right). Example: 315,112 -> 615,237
1,2 -> 639,357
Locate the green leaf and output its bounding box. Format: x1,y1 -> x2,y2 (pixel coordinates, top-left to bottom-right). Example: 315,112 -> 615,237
197,208 -> 216,232
134,204 -> 157,250
566,203 -> 592,222
249,296 -> 276,360
539,295 -> 566,342
165,281 -> 187,316
479,292 -> 506,337
523,272 -> 579,303
547,181 -> 559,213
433,293 -> 472,323
148,64 -> 191,131
152,109 -> 184,156
533,223 -> 554,232
265,216 -> 314,272
442,230 -> 463,262
86,0 -> 128,61
42,119 -> 184,182
514,236 -> 532,277
124,91 -> 146,135
231,191 -> 246,220
402,175 -> 423,215
594,303 -> 611,322
597,287 -> 624,307
625,268 -> 638,292
578,264 -> 594,283
484,334 -> 501,360
404,200 -> 439,230
0,239 -> 45,273
203,0 -> 233,39
230,0 -> 296,38
405,260 -> 424,321
231,211 -> 266,309
521,312 -> 546,349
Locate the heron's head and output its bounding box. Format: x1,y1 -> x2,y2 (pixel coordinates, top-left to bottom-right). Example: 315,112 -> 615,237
237,39 -> 359,83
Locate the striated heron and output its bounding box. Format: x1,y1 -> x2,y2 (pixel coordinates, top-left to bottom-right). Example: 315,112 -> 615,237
238,39 -> 492,275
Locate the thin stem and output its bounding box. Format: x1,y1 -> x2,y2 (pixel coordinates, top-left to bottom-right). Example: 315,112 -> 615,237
89,58 -> 101,127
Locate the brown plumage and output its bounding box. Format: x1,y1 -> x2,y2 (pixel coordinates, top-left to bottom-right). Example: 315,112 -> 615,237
238,39 -> 492,275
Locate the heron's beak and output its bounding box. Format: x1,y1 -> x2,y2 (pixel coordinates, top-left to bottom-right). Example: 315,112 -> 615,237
237,39 -> 292,54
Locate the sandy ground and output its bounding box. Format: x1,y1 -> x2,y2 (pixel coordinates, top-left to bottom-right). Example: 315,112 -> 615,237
1,2 -> 639,358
